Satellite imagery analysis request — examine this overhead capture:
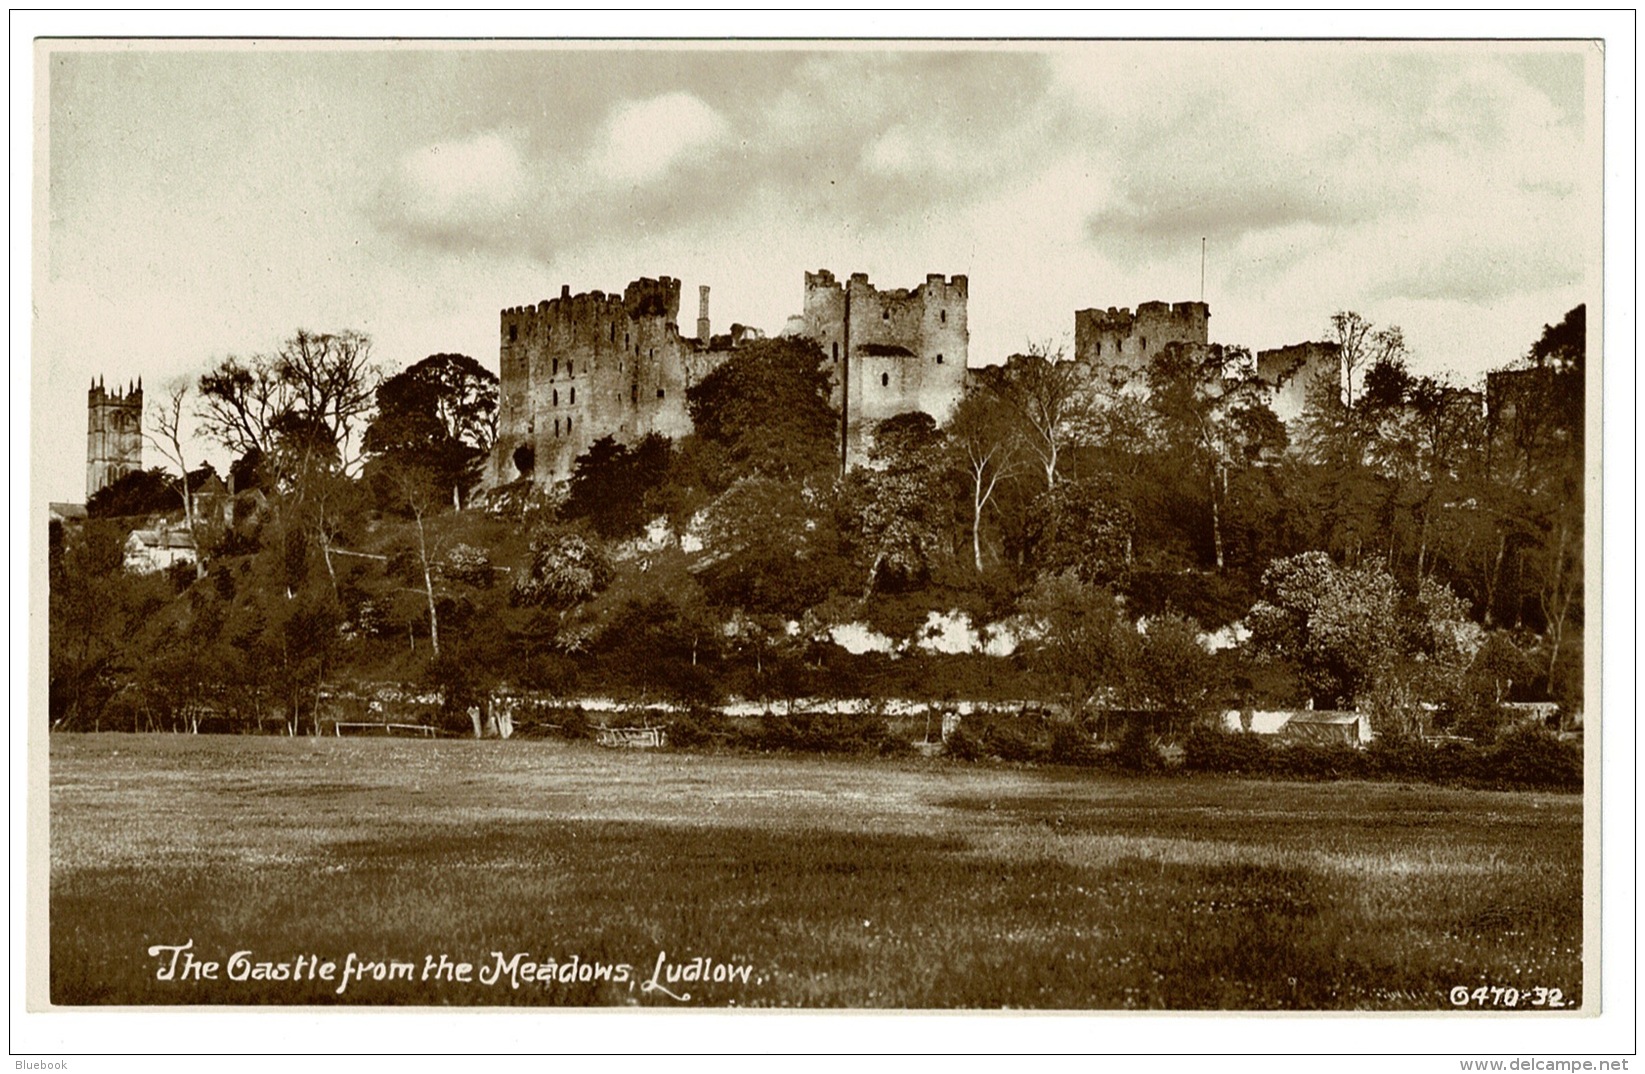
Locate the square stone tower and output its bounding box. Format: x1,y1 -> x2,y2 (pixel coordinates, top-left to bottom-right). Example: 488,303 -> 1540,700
86,377 -> 143,498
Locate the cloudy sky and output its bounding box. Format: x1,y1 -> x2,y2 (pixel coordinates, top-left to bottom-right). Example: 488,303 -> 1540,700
33,39 -> 1599,502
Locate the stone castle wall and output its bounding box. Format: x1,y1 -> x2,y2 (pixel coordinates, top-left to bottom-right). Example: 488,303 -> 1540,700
1074,300 -> 1210,388
494,269 -> 970,486
1255,341 -> 1343,424
87,379 -> 143,498
801,270 -> 969,467
491,277 -> 737,487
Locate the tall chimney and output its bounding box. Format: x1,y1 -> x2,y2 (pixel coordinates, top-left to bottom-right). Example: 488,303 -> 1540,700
697,285 -> 711,345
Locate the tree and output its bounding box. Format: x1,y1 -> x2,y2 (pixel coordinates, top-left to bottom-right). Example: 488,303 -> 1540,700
197,329 -> 381,483
1327,310 -> 1406,410
146,378 -> 207,578
944,389 -> 1023,572
972,342 -> 1093,489
273,328 -> 381,474
1247,551 -> 1481,733
1022,477 -> 1135,586
86,468 -> 185,519
1146,342 -> 1286,571
685,337 -> 838,487
695,476 -> 846,616
510,525 -> 614,612
839,412 -> 951,596
1015,571 -> 1127,723
49,521 -> 172,728
562,433 -> 673,539
363,353 -> 498,510
1116,611 -> 1226,739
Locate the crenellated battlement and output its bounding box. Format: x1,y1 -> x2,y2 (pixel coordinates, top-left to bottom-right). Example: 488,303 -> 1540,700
87,375 -> 143,499
798,269 -> 969,468
1074,298 -> 1210,383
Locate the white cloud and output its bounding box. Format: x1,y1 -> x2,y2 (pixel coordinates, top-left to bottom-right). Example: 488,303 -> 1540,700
390,130 -> 527,232
593,92 -> 728,185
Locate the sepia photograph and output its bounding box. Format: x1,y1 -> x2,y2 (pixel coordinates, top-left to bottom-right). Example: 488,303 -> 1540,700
16,13 -> 1634,1060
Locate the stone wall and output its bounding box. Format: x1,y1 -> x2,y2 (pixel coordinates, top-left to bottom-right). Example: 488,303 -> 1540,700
802,270 -> 968,467
490,277 -> 736,487
1073,300 -> 1210,389
1255,341 -> 1343,424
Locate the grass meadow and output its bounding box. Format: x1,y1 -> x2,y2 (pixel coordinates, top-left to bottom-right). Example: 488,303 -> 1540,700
49,734 -> 1582,1009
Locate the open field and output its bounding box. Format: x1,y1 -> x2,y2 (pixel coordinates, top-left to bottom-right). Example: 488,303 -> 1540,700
49,734 -> 1582,1009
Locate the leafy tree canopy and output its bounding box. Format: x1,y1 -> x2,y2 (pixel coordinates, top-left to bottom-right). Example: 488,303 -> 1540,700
685,337 -> 838,486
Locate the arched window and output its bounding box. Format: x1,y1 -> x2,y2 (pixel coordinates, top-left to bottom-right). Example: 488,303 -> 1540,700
881,372 -> 889,387
570,387 -> 576,404
554,418 -> 560,437
553,389 -> 559,406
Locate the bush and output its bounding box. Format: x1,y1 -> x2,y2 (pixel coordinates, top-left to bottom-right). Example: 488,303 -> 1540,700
1275,742 -> 1366,781
667,708 -> 735,750
943,724 -> 984,761
1183,727 -> 1272,775
980,720 -> 1044,763
1485,726 -> 1582,791
1114,721 -> 1166,772
1047,721 -> 1102,767
753,712 -> 905,756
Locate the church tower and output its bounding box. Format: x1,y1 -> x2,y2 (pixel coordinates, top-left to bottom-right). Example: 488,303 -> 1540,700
86,376 -> 143,499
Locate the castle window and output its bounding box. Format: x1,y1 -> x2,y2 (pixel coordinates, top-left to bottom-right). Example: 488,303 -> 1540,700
882,310 -> 890,321
509,324 -> 517,342
570,387 -> 576,404
940,310 -> 947,324
553,389 -> 560,406
567,416 -> 572,433
610,324 -> 615,343
567,361 -> 573,377
553,358 -> 559,377
832,342 -> 839,361
554,418 -> 561,437
631,385 -> 638,404
936,354 -> 944,365
1140,337 -> 1147,351
881,373 -> 890,387
625,332 -> 629,346
657,388 -> 665,399
1095,342 -> 1102,357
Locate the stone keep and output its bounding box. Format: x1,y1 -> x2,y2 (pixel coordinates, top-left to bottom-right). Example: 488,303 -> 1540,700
490,277 -> 740,487
800,270 -> 969,468
87,377 -> 143,498
1074,300 -> 1210,388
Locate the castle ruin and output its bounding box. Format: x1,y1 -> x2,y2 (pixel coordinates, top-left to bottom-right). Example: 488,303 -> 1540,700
798,270 -> 969,468
491,269 -> 970,487
1254,341 -> 1344,424
490,277 -> 751,487
87,377 -> 142,498
1074,300 -> 1210,389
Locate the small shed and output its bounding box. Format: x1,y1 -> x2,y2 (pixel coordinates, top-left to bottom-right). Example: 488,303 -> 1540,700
1277,711 -> 1372,747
